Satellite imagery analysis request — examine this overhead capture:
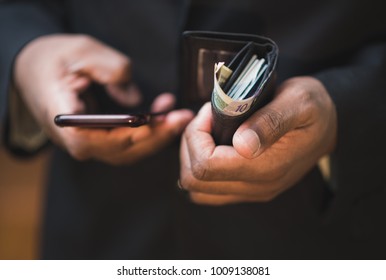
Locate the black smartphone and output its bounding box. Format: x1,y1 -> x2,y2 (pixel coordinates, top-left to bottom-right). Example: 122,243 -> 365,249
54,111 -> 168,128
54,82 -> 170,128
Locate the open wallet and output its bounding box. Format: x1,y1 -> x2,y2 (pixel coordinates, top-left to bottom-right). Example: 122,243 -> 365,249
181,31 -> 279,145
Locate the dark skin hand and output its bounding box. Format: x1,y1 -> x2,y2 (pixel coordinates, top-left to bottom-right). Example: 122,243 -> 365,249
180,77 -> 337,205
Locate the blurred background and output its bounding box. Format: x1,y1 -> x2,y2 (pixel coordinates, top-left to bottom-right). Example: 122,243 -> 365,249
0,146 -> 50,259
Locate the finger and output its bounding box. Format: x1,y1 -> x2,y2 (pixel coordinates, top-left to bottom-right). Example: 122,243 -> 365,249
179,160 -> 283,196
102,108 -> 194,165
78,108 -> 193,165
61,106 -> 192,164
67,38 -> 131,85
48,85 -> 85,112
163,108 -> 194,134
233,85 -> 304,159
180,133 -> 192,176
106,83 -> 142,107
183,103 -> 259,182
60,125 -> 152,162
151,93 -> 175,113
184,102 -> 216,166
63,73 -> 91,92
189,191 -> 279,205
68,56 -> 130,85
181,135 -> 282,195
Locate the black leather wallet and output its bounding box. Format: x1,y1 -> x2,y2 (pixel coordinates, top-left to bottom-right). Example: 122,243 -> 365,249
181,31 -> 278,145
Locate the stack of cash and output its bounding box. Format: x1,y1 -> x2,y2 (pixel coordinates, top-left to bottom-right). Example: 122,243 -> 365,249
212,54 -> 268,117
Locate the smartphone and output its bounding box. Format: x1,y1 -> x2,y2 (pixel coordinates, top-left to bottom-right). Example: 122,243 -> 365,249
54,82 -> 170,128
54,111 -> 168,128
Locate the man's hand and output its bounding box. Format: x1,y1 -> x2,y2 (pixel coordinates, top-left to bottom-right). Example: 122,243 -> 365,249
179,77 -> 337,205
14,34 -> 193,165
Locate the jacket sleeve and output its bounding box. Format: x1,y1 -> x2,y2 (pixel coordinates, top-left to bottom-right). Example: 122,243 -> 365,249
314,41 -> 386,241
0,1 -> 64,155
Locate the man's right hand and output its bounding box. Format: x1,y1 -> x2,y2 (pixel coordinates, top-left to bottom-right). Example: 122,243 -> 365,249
14,34 -> 193,165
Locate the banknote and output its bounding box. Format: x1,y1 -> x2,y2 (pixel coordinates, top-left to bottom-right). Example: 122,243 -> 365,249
212,60 -> 268,117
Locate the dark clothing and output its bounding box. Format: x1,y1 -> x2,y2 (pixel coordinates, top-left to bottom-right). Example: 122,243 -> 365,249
1,0 -> 386,259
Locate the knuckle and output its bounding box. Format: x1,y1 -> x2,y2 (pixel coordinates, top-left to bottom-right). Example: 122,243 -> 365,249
191,159 -> 209,181
110,56 -> 131,82
185,131 -> 212,181
260,108 -> 287,142
297,88 -> 318,120
118,56 -> 130,70
179,174 -> 194,191
70,34 -> 99,56
112,55 -> 130,72
298,86 -> 313,103
183,124 -> 195,140
74,34 -> 95,47
291,78 -> 328,122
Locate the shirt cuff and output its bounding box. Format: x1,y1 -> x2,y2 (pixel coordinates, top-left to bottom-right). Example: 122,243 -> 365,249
7,83 -> 47,152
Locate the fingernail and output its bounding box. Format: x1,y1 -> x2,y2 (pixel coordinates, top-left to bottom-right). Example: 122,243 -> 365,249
238,129 -> 261,157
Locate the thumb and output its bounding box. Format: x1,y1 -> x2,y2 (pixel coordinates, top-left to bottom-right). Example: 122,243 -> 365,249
233,104 -> 296,159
